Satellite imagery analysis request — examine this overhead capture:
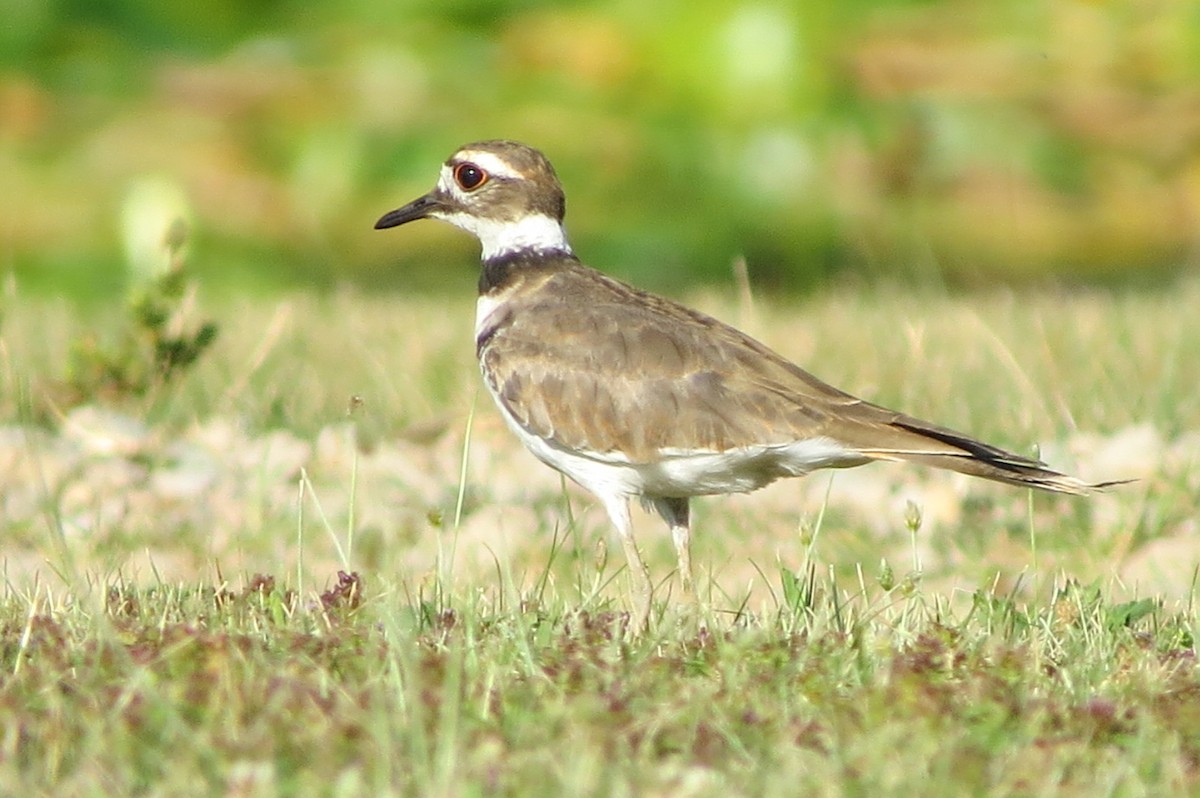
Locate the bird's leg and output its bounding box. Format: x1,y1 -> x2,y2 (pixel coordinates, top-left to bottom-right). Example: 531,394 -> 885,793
651,497 -> 693,595
602,496 -> 653,629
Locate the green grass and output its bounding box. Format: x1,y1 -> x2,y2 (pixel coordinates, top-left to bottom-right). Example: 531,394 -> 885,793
3,570 -> 1198,795
2,277 -> 1200,794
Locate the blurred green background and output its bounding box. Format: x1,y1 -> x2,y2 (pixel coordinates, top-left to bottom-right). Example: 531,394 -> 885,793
3,0 -> 1199,298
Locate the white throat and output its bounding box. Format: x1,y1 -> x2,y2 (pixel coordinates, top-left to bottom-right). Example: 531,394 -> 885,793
440,211 -> 572,261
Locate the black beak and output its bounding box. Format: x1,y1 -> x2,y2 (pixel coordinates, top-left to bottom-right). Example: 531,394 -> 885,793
374,193 -> 443,230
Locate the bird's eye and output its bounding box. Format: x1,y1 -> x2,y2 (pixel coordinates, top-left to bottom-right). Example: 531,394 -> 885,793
454,163 -> 488,191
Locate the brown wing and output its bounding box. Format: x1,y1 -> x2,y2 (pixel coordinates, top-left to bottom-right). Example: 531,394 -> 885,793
481,263 -> 1114,493
480,265 -> 841,459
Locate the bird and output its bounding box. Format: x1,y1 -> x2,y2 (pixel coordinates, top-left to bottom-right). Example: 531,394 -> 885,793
375,139 -> 1118,626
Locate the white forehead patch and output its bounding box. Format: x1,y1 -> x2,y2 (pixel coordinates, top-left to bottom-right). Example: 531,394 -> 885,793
436,164 -> 456,194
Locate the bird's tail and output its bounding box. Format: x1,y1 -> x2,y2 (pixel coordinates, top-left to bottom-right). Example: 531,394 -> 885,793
845,416 -> 1127,494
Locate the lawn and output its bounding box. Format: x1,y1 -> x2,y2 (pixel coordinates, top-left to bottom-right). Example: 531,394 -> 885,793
2,276 -> 1199,795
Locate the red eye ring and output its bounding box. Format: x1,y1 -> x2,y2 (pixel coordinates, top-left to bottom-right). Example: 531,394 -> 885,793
453,162 -> 488,191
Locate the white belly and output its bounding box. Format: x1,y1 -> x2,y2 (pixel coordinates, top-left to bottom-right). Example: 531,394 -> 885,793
481,372 -> 860,500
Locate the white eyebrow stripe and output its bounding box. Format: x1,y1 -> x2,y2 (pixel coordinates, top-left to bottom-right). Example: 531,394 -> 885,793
452,150 -> 524,181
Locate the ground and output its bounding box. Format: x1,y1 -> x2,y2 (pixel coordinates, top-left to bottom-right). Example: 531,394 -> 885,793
1,279 -> 1198,795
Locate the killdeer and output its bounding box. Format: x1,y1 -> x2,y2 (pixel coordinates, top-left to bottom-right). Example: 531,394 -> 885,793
375,140 -> 1116,625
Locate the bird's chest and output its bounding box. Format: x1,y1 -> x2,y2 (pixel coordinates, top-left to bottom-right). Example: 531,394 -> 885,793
475,292 -> 513,350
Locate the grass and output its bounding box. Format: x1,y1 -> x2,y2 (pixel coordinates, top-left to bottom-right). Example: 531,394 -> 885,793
2,276 -> 1200,794
4,570 -> 1198,795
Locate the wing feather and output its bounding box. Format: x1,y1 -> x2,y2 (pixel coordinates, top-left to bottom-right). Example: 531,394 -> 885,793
479,263 -> 1117,493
